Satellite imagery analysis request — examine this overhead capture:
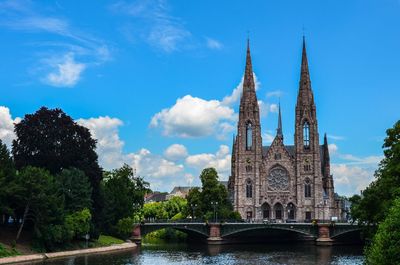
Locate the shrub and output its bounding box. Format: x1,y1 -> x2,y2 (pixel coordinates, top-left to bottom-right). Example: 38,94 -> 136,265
366,198 -> 400,265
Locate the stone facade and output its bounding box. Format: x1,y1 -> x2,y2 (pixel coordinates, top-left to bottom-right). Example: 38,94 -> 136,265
228,39 -> 337,222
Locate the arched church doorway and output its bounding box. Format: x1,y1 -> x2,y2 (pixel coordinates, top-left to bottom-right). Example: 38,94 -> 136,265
287,202 -> 296,221
261,203 -> 271,219
274,203 -> 283,220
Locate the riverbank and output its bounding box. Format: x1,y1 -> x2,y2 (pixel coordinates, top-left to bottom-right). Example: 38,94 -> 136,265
0,242 -> 137,264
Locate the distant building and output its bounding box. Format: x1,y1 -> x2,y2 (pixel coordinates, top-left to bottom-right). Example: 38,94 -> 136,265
334,194 -> 351,221
167,186 -> 192,199
144,192 -> 168,203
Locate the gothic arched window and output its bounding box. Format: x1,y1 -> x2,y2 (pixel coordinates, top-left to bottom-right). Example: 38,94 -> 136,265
303,121 -> 310,149
246,122 -> 253,150
246,179 -> 253,198
304,178 -> 312,198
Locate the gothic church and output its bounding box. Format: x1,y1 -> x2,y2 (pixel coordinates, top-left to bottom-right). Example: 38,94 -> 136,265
228,39 -> 337,222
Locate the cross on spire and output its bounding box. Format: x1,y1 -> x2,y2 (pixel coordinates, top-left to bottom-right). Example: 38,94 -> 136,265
277,101 -> 283,139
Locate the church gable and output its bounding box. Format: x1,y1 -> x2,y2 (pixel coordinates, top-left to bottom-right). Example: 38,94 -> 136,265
264,136 -> 294,163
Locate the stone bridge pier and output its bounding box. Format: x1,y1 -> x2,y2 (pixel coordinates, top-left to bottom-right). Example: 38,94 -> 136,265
131,225 -> 142,244
315,224 -> 334,246
207,224 -> 223,244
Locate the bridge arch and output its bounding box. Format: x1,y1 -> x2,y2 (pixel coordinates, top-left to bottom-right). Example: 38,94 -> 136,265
331,227 -> 363,240
221,225 -> 316,239
140,223 -> 209,239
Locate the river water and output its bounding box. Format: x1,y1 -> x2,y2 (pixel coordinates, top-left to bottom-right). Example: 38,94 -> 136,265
42,243 -> 365,265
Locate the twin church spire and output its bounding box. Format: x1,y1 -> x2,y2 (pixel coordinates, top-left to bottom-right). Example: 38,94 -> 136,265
239,37 -> 315,142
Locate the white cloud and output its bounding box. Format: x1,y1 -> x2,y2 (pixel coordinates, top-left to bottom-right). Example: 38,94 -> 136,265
269,103 -> 278,113
262,131 -> 275,144
206,37 -> 222,50
184,173 -> 194,186
150,74 -> 265,140
77,116 -> 125,169
44,53 -> 86,87
150,95 -> 236,138
126,148 -> 184,178
77,115 -> 185,191
339,154 -> 383,165
328,143 -> 382,196
185,145 -> 231,180
331,164 -> 375,196
0,106 -> 20,148
0,1 -> 112,86
110,0 -> 191,52
266,90 -> 283,98
328,143 -> 338,155
222,74 -> 260,106
164,144 -> 188,161
328,134 -> 345,141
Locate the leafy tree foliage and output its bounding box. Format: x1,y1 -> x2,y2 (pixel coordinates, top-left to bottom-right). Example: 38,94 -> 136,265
64,208 -> 92,240
187,168 -> 240,221
58,168 -> 92,213
10,166 -> 64,244
102,164 -> 149,235
12,107 -> 103,233
0,140 -> 15,220
366,198 -> 400,265
143,196 -> 187,220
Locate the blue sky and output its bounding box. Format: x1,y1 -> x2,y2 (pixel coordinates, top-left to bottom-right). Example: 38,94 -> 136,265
0,0 -> 399,195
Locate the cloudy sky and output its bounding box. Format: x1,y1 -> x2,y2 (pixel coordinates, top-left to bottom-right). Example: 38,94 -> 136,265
0,0 -> 399,196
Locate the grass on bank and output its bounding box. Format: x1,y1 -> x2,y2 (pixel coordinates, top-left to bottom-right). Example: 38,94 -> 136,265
0,243 -> 20,258
93,235 -> 125,247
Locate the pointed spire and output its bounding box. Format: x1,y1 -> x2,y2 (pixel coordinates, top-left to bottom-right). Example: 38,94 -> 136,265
301,36 -> 310,79
297,36 -> 314,106
277,101 -> 283,139
323,133 -> 330,160
243,38 -> 255,92
300,36 -> 310,88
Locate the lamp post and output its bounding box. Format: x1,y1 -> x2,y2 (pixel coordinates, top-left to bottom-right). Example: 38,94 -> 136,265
211,201 -> 218,223
190,203 -> 197,221
323,198 -> 327,223
318,202 -> 323,223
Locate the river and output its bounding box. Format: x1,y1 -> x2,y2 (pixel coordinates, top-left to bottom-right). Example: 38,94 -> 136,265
41,242 -> 365,265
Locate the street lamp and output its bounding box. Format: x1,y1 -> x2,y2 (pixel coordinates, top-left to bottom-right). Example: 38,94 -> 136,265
318,202 -> 323,222
211,201 -> 218,223
190,203 -> 197,221
323,198 -> 328,223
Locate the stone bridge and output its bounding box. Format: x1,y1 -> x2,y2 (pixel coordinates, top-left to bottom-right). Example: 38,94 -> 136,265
132,222 -> 363,245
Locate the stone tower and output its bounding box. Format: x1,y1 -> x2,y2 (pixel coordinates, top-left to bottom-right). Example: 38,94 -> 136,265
294,38 -> 332,220
231,40 -> 263,219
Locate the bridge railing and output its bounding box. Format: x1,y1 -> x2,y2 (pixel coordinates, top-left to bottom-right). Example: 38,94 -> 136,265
140,218 -> 353,225
141,219 -> 205,224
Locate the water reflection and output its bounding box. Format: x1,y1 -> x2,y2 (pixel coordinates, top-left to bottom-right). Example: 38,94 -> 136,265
42,243 -> 364,265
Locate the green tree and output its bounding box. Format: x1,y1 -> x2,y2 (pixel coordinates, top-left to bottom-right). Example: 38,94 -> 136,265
64,208 -> 92,240
186,187 -> 202,218
186,168 -> 239,221
164,196 -> 187,219
11,166 -> 64,243
12,107 -> 103,234
102,164 -> 149,235
366,198 -> 400,265
143,202 -> 168,220
58,168 -> 92,213
0,140 -> 15,222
